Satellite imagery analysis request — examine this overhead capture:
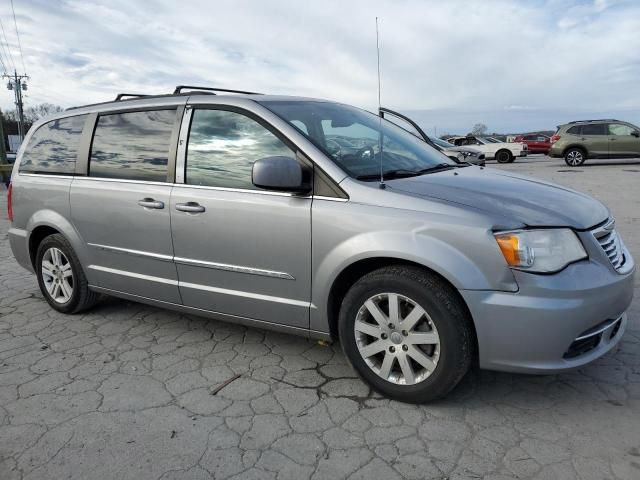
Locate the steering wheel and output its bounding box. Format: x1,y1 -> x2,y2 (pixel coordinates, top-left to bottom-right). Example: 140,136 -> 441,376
354,145 -> 376,159
325,139 -> 342,157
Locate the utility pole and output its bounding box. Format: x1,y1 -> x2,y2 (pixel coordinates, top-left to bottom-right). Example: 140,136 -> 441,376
0,109 -> 8,187
3,70 -> 28,141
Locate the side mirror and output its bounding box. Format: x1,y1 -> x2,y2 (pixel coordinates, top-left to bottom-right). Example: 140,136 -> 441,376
252,156 -> 311,194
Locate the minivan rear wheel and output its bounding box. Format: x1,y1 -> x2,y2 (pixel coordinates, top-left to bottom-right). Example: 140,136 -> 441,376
338,266 -> 473,403
564,148 -> 586,166
36,234 -> 99,314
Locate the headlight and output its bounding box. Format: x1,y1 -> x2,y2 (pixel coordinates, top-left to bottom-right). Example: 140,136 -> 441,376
494,229 -> 587,273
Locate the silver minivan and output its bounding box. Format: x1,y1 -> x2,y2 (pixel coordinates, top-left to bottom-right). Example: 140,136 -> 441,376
7,87 -> 635,402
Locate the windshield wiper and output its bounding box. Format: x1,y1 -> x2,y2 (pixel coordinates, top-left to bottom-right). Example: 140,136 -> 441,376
414,163 -> 459,174
355,163 -> 462,181
355,169 -> 425,181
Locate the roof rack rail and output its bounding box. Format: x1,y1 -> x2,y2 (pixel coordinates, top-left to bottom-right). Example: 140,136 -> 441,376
114,93 -> 150,101
173,85 -> 262,95
568,119 -> 619,124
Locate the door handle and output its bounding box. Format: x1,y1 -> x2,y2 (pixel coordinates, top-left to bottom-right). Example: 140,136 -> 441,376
138,198 -> 165,209
610,138 -> 616,141
176,202 -> 205,213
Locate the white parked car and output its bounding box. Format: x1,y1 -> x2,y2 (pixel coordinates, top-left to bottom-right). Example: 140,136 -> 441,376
447,136 -> 527,163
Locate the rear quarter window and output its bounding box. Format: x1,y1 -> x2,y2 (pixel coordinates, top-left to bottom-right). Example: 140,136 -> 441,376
581,124 -> 606,135
89,109 -> 176,182
566,126 -> 581,135
19,115 -> 87,174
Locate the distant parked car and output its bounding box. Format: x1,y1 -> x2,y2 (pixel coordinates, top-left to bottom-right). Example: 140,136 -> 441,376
549,119 -> 640,166
514,134 -> 551,154
428,136 -> 485,166
447,136 -> 528,163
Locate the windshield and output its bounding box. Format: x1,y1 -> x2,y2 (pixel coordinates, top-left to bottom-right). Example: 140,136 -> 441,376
260,100 -> 454,180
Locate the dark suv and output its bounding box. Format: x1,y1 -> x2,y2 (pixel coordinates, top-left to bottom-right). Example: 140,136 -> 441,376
549,119 -> 640,166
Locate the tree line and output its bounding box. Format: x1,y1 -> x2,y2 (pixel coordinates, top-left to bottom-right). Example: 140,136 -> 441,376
2,103 -> 63,139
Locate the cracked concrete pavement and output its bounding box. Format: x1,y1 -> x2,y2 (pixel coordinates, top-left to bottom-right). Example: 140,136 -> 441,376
1,156 -> 639,479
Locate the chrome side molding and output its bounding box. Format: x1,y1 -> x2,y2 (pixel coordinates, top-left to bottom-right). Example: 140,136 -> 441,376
87,243 -> 295,280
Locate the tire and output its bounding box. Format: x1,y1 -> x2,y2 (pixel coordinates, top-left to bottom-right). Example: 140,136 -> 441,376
564,148 -> 586,166
338,266 -> 473,403
495,150 -> 512,163
35,233 -> 99,314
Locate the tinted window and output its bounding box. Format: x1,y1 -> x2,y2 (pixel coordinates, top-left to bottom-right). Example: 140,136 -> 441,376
19,115 -> 87,174
89,109 -> 176,182
567,126 -> 580,134
581,124 -> 606,135
186,109 -> 295,190
608,124 -> 635,136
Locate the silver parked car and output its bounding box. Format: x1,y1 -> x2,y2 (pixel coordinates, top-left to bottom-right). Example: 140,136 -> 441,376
7,86 -> 635,402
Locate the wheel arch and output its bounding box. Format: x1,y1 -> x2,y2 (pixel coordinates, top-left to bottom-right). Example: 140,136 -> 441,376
324,256 -> 478,362
562,144 -> 588,158
495,149 -> 513,161
26,210 -> 89,269
28,225 -> 61,268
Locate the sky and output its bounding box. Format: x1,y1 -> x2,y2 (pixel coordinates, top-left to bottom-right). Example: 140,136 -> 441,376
0,0 -> 639,134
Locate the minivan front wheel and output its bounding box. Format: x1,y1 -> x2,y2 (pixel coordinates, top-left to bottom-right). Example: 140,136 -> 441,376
338,266 -> 473,403
36,234 -> 99,314
564,148 -> 586,166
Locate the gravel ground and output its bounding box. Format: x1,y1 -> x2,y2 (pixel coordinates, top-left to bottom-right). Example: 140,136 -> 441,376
1,155 -> 639,480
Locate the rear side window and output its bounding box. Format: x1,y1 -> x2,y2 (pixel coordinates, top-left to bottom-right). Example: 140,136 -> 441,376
581,124 -> 606,135
19,115 -> 87,174
567,126 -> 580,135
185,109 -> 295,190
89,109 -> 176,182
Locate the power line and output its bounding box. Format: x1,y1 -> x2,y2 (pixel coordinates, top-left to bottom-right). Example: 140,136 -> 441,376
0,18 -> 16,73
0,42 -> 6,73
10,0 -> 26,74
0,18 -> 11,73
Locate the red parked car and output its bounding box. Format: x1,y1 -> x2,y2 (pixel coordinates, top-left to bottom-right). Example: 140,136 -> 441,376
514,134 -> 551,154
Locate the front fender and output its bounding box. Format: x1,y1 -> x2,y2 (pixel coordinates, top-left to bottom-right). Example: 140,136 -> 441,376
310,203 -> 518,332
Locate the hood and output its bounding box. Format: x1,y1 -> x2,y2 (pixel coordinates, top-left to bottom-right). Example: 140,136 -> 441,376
386,167 -> 608,229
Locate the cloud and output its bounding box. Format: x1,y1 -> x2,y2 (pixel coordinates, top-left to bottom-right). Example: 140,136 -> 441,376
0,0 -> 638,133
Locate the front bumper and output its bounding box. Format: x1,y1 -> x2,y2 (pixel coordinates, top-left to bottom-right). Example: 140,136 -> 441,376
461,252 -> 635,374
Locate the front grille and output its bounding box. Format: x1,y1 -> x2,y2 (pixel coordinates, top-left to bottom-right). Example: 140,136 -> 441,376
592,219 -> 626,271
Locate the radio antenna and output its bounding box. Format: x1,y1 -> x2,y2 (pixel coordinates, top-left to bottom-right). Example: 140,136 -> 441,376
376,17 -> 385,189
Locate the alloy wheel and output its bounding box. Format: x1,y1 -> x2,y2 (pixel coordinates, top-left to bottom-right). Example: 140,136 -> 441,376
354,293 -> 440,385
41,247 -> 74,304
566,150 -> 583,166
